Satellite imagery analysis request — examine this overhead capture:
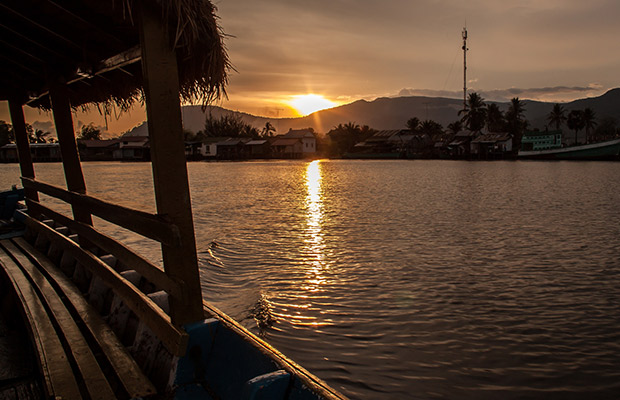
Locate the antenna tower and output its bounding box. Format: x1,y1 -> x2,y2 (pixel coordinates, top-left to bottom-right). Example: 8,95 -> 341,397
462,26 -> 468,109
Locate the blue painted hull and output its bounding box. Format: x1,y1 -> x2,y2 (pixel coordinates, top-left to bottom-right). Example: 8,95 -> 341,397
175,302 -> 346,399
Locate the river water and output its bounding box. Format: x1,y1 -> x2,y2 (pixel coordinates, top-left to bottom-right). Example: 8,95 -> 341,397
2,160 -> 620,399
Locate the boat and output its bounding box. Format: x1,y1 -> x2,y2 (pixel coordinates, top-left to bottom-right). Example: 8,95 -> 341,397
518,138 -> 620,160
0,187 -> 25,238
0,1 -> 346,399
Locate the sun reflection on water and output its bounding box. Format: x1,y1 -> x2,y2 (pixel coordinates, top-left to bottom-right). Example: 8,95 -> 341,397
304,160 -> 326,292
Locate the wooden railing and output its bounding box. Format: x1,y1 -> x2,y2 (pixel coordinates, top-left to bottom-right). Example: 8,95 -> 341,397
22,178 -> 181,246
20,177 -> 189,355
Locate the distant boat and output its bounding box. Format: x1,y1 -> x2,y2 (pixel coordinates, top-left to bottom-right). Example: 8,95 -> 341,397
517,138 -> 620,160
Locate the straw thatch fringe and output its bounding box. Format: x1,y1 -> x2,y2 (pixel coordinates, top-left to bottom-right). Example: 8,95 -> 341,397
151,0 -> 230,105
32,0 -> 229,113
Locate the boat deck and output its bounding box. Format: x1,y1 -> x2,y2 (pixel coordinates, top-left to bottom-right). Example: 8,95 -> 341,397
0,234 -> 157,399
0,301 -> 42,399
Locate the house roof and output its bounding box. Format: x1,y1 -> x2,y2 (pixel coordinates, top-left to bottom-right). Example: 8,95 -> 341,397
120,136 -> 149,143
455,131 -> 477,137
122,142 -> 150,149
0,0 -> 229,110
78,139 -> 120,148
201,137 -> 232,144
283,129 -> 315,139
216,138 -> 247,146
245,140 -> 268,146
448,139 -> 470,146
1,143 -> 60,149
272,138 -> 301,146
471,133 -> 512,144
388,134 -> 423,143
371,129 -> 411,138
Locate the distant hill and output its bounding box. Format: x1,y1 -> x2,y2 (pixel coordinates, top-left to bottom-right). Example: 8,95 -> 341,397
125,88 -> 620,136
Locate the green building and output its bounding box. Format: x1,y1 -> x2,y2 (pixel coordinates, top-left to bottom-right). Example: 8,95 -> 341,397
521,130 -> 563,151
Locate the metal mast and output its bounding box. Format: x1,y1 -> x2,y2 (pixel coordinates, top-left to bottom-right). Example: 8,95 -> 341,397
462,26 -> 468,109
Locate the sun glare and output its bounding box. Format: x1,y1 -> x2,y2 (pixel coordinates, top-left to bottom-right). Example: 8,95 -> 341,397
289,94 -> 336,116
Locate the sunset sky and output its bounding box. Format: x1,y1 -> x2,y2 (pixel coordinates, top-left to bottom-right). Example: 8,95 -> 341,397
1,0 -> 620,134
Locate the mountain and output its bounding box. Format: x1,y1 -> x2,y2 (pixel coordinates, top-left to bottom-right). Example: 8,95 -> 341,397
521,88 -> 620,130
123,106 -> 264,137
125,89 -> 620,136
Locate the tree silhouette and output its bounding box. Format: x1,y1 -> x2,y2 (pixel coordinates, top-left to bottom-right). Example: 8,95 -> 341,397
406,117 -> 420,132
78,123 -> 102,140
582,108 -> 597,144
447,121 -> 462,136
567,110 -> 585,145
327,122 -> 375,156
459,92 -> 486,133
547,103 -> 567,131
0,120 -> 14,147
593,117 -> 617,141
486,103 -> 505,133
506,97 -> 527,149
261,122 -> 276,137
202,113 -> 259,139
419,120 -> 443,136
33,129 -> 51,143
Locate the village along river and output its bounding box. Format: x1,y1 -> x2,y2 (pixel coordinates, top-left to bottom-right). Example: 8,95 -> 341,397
2,160 -> 620,399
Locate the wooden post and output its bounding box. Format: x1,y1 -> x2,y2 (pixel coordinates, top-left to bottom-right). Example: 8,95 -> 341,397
138,2 -> 203,325
48,79 -> 93,228
8,99 -> 40,210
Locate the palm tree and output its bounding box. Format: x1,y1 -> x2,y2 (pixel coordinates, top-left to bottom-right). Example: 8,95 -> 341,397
486,103 -> 505,133
0,120 -> 14,147
506,97 -> 527,149
77,123 -> 102,140
447,121 -> 462,136
343,122 -> 360,132
506,98 -> 526,126
547,103 -> 567,131
406,117 -> 420,132
459,92 -> 486,133
567,110 -> 585,145
582,108 -> 597,143
34,129 -> 50,143
327,122 -> 363,156
261,121 -> 276,137
419,120 -> 443,136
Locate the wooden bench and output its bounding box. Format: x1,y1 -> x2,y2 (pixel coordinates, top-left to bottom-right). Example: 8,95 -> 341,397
0,237 -> 156,399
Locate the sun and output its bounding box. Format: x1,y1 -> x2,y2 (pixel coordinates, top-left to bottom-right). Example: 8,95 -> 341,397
288,94 -> 336,116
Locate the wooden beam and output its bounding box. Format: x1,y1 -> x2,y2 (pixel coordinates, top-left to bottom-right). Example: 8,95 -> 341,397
0,22 -> 72,61
0,3 -> 81,50
48,78 -> 93,228
0,38 -> 45,63
45,0 -> 126,48
138,2 -> 203,325
8,99 -> 40,212
27,47 -> 141,106
0,54 -> 41,75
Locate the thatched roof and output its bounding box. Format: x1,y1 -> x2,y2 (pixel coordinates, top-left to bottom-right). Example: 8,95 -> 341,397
0,0 -> 229,110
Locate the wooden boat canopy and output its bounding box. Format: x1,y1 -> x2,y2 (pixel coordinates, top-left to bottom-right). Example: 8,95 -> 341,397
0,0 -> 229,109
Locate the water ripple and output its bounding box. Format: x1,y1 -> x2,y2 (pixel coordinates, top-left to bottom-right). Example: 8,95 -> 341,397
3,161 -> 619,399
